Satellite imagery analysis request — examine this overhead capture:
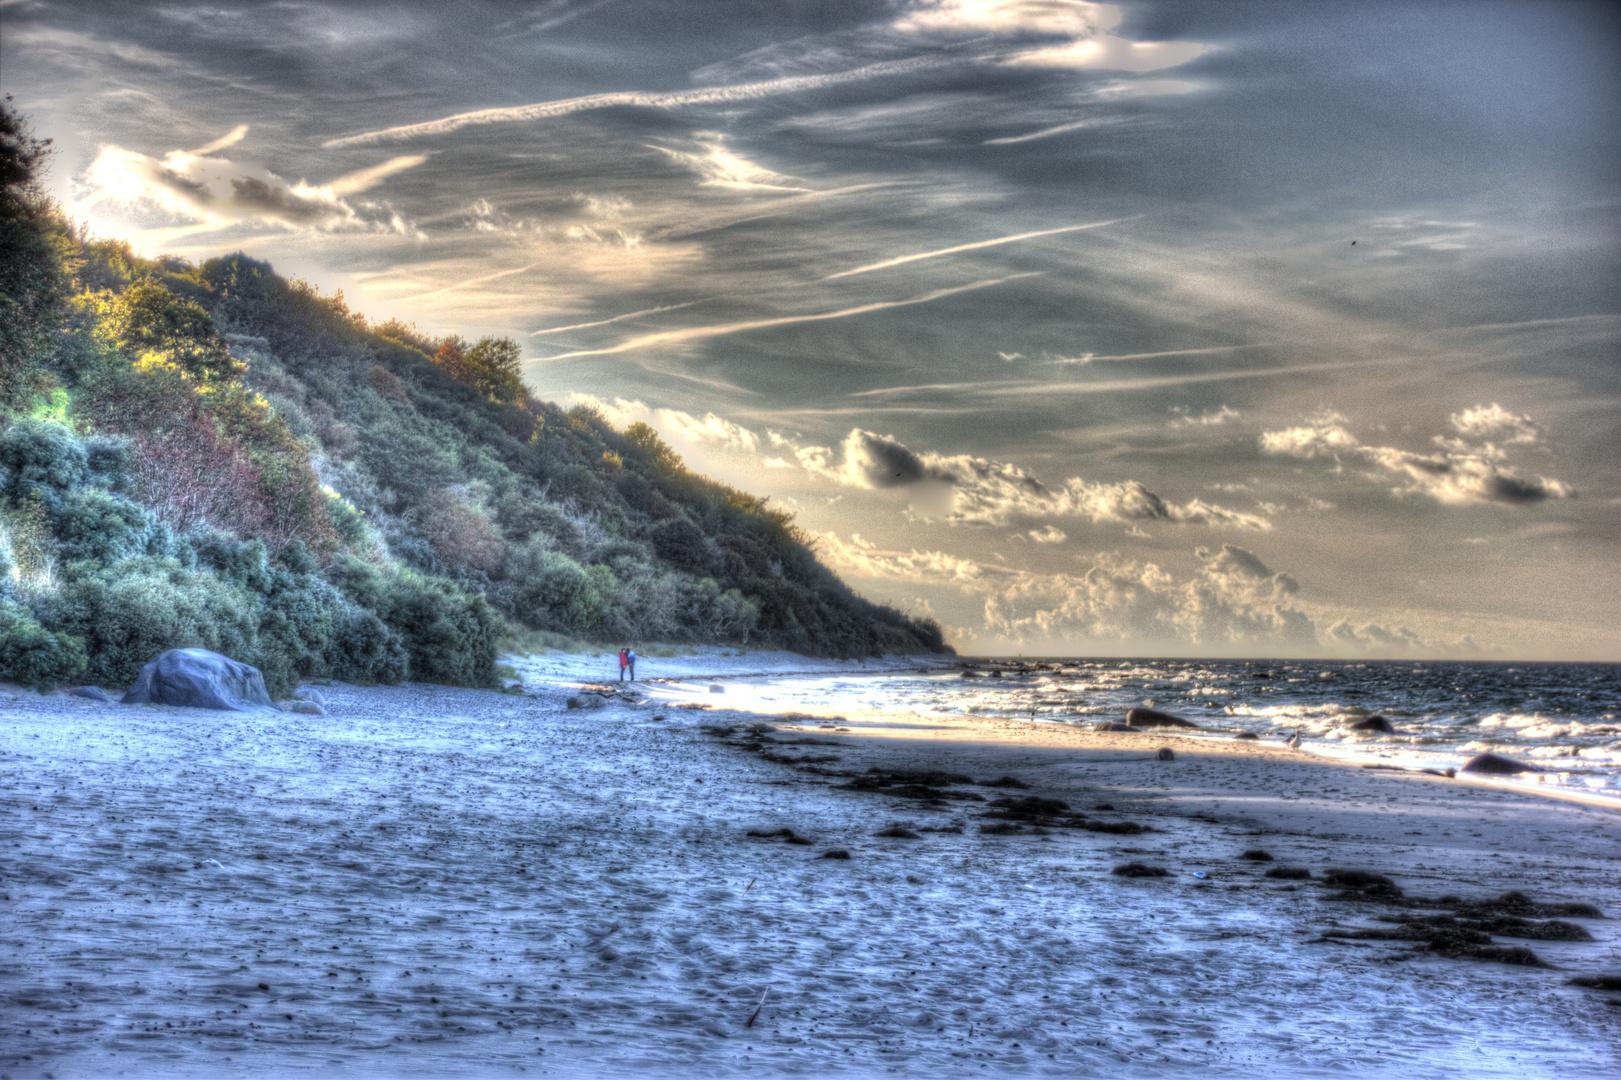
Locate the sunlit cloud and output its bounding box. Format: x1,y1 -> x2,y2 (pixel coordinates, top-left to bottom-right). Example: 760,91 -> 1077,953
894,1 -> 1208,71
1261,407 -> 1574,505
76,129 -> 426,233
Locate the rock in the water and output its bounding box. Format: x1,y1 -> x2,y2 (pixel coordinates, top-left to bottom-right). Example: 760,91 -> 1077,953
1349,715 -> 1396,734
1156,747 -> 1176,761
294,687 -> 326,706
284,700 -> 325,716
1462,752 -> 1541,775
66,685 -> 113,703
121,649 -> 274,712
1126,707 -> 1200,729
1094,722 -> 1142,733
1234,732 -> 1260,740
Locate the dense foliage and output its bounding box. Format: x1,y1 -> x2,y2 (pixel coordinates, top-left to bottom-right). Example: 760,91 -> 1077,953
0,102 -> 945,694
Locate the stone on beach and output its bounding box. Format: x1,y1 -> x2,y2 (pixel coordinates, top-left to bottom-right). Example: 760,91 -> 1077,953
1349,715 -> 1397,734
284,700 -> 326,716
1126,707 -> 1201,729
567,694 -> 609,709
120,648 -> 275,713
1462,752 -> 1541,775
1094,722 -> 1143,733
1156,747 -> 1175,760
66,685 -> 113,702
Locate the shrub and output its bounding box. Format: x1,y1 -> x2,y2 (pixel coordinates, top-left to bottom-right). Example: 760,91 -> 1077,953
414,486 -> 503,573
36,557 -> 263,693
0,597 -> 85,690
333,557 -> 499,686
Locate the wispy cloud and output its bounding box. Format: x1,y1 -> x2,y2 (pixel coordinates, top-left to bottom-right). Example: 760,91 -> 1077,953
539,275 -> 1039,359
823,220 -> 1123,279
76,131 -> 426,233
531,301 -> 707,336
323,58 -> 946,148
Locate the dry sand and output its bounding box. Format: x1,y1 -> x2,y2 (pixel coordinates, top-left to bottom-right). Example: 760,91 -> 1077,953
1,664 -> 1618,1079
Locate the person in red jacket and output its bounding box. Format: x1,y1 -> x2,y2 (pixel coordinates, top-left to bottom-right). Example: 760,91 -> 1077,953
617,648 -> 629,681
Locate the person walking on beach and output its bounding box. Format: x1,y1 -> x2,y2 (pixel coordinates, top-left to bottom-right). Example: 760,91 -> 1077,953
626,648 -> 637,681
618,648 -> 629,681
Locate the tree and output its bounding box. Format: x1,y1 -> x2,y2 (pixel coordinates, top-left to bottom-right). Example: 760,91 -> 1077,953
97,276 -> 237,382
465,335 -> 525,404
0,99 -> 71,396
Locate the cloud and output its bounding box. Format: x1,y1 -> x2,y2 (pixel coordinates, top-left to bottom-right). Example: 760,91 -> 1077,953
1028,525 -> 1067,543
539,275 -> 1038,359
820,531 -> 1313,647
1261,407 -> 1574,505
823,219 -> 1123,279
76,132 -> 426,233
894,1 -> 1208,72
796,427 -> 1270,528
568,394 -> 760,453
1450,403 -> 1540,445
531,301 -> 707,336
323,57 -> 946,147
651,134 -> 809,192
1170,404 -> 1239,426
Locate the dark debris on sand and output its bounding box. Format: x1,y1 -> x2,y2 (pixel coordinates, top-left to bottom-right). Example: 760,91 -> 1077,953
979,776 -> 1031,788
1313,871 -> 1607,968
1112,862 -> 1170,878
745,827 -> 814,846
1240,849 -> 1274,861
1265,866 -> 1311,880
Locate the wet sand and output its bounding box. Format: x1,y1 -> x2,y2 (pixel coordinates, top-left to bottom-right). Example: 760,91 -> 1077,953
2,669 -> 1618,1079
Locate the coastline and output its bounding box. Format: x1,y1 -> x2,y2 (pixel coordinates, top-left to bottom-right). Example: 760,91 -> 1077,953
2,654 -> 1618,1078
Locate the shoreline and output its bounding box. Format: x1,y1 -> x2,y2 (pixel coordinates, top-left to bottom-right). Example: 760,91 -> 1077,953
2,657 -> 1619,1077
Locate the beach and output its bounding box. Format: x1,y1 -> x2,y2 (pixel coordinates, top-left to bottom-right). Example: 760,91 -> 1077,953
2,651 -> 1618,1079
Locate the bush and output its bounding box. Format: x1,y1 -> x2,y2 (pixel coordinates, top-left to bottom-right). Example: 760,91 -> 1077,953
36,557 -> 263,693
334,557 -> 500,686
0,597 -> 85,689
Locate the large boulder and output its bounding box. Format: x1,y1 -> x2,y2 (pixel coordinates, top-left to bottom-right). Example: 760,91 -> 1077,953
1126,707 -> 1201,729
121,649 -> 275,712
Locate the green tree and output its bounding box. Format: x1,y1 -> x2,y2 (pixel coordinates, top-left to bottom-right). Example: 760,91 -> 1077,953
96,276 -> 237,381
465,335 -> 525,404
0,99 -> 71,397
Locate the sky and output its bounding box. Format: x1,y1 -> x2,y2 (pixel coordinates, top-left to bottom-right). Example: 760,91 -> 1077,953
4,0 -> 1618,659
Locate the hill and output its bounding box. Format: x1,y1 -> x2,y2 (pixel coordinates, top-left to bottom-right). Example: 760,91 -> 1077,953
0,103 -> 947,697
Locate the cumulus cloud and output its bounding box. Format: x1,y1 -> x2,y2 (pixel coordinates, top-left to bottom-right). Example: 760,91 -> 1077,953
820,532 -> 1314,647
1028,525 -> 1067,543
796,427 -> 1270,528
77,129 -> 425,233
895,1 -> 1208,72
1261,406 -> 1574,505
570,394 -> 762,454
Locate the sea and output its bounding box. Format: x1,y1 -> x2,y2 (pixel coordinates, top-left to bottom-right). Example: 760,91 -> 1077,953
685,657 -> 1621,802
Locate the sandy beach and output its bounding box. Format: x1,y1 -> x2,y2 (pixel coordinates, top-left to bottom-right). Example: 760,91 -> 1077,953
2,653 -> 1618,1079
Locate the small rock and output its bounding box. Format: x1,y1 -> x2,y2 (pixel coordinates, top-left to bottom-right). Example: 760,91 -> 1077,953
66,685 -> 113,703
1233,731 -> 1260,740
1462,752 -> 1540,775
284,700 -> 325,716
1156,747 -> 1175,761
1094,722 -> 1142,733
1349,715 -> 1396,734
1240,849 -> 1273,861
818,849 -> 851,860
294,687 -> 326,706
1127,707 -> 1200,729
567,694 -> 608,710
1265,866 -> 1311,880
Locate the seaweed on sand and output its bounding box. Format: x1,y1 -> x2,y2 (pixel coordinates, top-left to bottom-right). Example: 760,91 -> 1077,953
1323,869 -> 1404,901
1112,862 -> 1169,878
